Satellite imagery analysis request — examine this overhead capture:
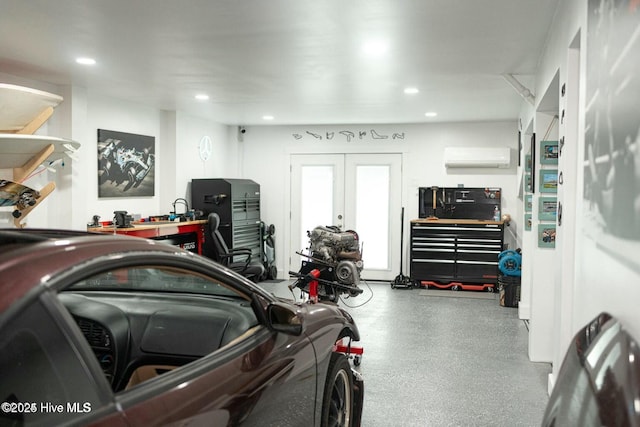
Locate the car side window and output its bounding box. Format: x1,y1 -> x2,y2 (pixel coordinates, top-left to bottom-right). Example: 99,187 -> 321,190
70,266 -> 242,297
0,298 -> 107,426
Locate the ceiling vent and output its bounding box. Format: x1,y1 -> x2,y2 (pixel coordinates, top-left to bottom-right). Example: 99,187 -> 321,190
444,147 -> 511,169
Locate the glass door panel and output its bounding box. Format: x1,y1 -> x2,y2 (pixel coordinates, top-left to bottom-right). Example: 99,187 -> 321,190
290,153 -> 401,282
345,154 -> 401,281
354,165 -> 390,270
290,154 -> 344,271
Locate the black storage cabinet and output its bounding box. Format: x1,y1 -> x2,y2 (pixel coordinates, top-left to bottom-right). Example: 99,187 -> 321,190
410,219 -> 504,285
498,274 -> 521,307
191,178 -> 263,263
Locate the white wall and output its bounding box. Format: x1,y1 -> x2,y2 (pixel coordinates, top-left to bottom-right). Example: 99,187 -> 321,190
82,93 -> 164,225
82,100 -> 240,225
175,112 -> 238,207
571,0 -> 640,360
240,121 -> 518,279
528,112 -> 559,365
523,0 -> 640,393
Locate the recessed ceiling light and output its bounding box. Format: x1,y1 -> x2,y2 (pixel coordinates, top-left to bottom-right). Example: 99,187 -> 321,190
424,112 -> 438,117
262,115 -> 274,121
362,40 -> 389,57
404,87 -> 419,94
76,57 -> 96,65
195,94 -> 209,101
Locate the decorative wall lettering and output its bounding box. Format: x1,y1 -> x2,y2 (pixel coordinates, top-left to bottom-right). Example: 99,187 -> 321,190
306,131 -> 322,139
292,129 -> 406,142
340,131 -> 355,142
371,130 -> 388,139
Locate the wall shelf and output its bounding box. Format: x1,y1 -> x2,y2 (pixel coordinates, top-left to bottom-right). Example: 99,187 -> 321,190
0,83 -> 63,134
0,83 -> 80,227
0,134 -> 80,170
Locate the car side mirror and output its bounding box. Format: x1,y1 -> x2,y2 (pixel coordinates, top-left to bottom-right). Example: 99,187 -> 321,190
267,302 -> 303,336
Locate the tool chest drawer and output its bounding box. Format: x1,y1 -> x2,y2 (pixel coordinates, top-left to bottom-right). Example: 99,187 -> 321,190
410,220 -> 504,284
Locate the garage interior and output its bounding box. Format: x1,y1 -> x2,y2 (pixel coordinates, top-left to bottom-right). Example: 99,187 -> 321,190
2,0 -> 640,425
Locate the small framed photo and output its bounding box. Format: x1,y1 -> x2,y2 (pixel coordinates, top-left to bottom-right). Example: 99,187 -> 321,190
525,173 -> 532,192
518,131 -> 522,166
538,224 -> 556,248
525,154 -> 532,172
525,194 -> 532,213
539,169 -> 558,193
538,197 -> 557,221
531,133 -> 536,193
540,140 -> 559,165
525,214 -> 532,231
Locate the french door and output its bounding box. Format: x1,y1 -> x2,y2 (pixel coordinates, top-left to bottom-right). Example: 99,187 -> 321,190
290,153 -> 402,281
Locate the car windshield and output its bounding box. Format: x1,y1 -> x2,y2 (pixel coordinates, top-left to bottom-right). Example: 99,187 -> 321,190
67,266 -> 243,299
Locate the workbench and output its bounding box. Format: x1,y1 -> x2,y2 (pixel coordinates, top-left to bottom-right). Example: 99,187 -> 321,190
88,220 -> 208,255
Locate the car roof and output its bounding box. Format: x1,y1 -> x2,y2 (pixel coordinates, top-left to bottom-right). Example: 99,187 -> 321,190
0,229 -> 262,313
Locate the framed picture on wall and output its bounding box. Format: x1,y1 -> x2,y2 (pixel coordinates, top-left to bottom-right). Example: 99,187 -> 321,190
538,224 -> 556,248
97,129 -> 156,198
531,133 -> 536,193
540,140 -> 559,165
538,197 -> 557,221
539,169 -> 558,193
525,213 -> 532,231
525,194 -> 532,213
525,174 -> 532,192
518,130 -> 522,166
525,154 -> 532,172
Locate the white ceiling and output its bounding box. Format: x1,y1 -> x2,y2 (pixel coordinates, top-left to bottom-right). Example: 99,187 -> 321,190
0,0 -> 559,126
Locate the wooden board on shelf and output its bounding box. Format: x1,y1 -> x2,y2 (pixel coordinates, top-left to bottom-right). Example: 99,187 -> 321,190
13,181 -> 56,228
0,83 -> 63,133
0,179 -> 41,209
0,134 -> 80,169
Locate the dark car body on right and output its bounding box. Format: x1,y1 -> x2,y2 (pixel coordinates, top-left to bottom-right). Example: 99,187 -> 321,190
542,312 -> 640,426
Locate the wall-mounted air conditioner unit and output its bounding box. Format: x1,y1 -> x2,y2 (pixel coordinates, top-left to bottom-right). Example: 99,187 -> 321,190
444,147 -> 511,168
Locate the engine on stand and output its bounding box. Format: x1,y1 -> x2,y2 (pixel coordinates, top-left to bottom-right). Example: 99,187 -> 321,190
290,225 -> 364,302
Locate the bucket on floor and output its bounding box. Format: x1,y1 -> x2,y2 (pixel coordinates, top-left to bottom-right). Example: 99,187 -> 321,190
498,274 -> 520,307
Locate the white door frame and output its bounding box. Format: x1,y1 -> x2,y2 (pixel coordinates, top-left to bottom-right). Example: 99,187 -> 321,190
289,152 -> 402,282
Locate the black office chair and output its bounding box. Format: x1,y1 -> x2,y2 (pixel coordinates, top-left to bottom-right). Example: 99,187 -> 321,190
205,212 -> 265,282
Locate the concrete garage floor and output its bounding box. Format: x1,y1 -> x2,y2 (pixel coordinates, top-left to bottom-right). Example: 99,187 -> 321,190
259,280 -> 551,427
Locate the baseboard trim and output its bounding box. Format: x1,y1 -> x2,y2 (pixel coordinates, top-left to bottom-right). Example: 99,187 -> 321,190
518,302 -> 530,320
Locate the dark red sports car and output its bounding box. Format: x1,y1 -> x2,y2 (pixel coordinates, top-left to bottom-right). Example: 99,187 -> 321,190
0,229 -> 363,426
